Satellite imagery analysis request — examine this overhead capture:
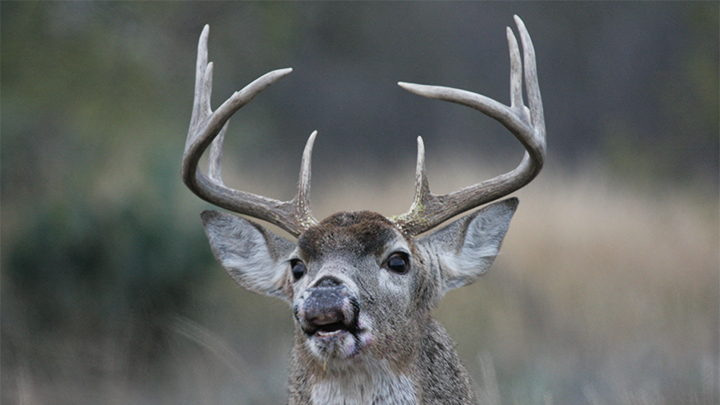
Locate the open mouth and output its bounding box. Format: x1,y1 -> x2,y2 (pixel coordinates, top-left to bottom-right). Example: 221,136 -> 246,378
315,322 -> 348,336
304,320 -> 357,338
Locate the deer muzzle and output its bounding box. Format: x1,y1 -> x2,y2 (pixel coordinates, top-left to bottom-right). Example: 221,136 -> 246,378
294,283 -> 360,338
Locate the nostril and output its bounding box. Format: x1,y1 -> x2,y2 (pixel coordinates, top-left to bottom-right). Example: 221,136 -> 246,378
314,276 -> 342,288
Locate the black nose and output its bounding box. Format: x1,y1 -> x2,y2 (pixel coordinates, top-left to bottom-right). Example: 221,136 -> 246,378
296,284 -> 359,336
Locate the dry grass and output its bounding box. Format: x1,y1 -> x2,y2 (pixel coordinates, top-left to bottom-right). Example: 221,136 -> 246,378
3,163 -> 717,405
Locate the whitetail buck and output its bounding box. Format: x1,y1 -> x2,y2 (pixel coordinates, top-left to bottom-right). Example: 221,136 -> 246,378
182,15 -> 544,405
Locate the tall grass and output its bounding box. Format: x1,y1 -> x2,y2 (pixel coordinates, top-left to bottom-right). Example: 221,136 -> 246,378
3,163 -> 717,405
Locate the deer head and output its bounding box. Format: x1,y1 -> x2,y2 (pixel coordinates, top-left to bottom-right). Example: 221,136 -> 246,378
183,15 -> 544,404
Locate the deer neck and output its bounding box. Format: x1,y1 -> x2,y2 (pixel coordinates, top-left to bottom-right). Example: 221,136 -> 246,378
309,361 -> 418,405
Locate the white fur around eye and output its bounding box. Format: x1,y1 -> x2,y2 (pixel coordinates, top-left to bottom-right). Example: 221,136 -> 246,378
377,267 -> 407,295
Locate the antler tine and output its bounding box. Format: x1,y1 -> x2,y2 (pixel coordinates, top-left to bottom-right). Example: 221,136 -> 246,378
296,131 -> 320,229
515,15 -> 545,138
394,16 -> 546,236
401,136 -> 430,224
182,25 -> 317,237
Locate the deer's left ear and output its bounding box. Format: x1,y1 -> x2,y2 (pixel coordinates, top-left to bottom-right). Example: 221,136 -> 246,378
418,198 -> 518,293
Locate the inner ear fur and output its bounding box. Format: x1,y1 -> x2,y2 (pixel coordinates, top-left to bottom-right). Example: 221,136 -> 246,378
418,198 -> 518,292
201,210 -> 296,301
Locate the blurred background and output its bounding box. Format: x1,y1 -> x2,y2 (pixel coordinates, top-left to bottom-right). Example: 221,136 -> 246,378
2,2 -> 718,405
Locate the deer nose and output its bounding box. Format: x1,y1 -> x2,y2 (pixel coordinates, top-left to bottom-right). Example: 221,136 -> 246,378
294,284 -> 359,336
313,275 -> 342,288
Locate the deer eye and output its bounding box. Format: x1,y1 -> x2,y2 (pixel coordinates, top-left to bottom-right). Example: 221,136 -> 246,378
291,260 -> 306,281
385,252 -> 410,274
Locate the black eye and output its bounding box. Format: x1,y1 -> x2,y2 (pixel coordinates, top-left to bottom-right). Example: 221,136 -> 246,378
291,260 -> 306,281
385,252 -> 409,274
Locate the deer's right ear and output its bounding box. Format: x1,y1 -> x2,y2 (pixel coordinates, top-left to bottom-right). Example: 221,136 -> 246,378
201,210 -> 296,302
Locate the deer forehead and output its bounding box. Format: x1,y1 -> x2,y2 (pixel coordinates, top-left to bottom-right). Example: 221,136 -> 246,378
297,211 -> 413,263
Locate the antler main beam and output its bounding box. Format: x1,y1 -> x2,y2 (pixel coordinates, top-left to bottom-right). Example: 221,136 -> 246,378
183,17 -> 544,239
393,15 -> 546,235
182,25 -> 318,237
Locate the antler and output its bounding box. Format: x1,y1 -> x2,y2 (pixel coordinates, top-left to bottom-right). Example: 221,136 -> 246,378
393,15 -> 546,236
182,25 -> 318,237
